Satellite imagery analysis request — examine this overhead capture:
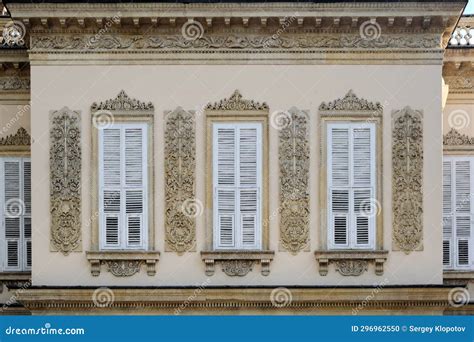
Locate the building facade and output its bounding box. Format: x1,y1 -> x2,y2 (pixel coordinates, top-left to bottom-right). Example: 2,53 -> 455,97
0,0 -> 472,315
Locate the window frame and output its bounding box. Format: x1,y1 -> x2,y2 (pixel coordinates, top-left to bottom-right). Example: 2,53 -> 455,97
206,112 -> 269,252
98,123 -> 149,251
443,155 -> 474,271
0,156 -> 31,272
326,122 -> 377,250
91,110 -> 154,252
212,122 -> 263,250
319,115 -> 383,252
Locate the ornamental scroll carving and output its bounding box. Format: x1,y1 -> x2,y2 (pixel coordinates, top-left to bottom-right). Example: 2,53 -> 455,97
221,260 -> 253,277
206,90 -> 268,111
0,127 -> 30,146
165,107 -> 196,254
335,260 -> 368,276
30,34 -> 440,52
91,90 -> 154,112
319,89 -> 383,112
50,107 -> 82,254
392,107 -> 423,252
443,128 -> 474,146
279,107 -> 310,254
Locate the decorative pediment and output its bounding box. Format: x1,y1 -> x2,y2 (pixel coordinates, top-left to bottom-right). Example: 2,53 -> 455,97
91,90 -> 154,112
0,127 -> 31,146
319,90 -> 383,112
205,90 -> 268,111
443,128 -> 474,146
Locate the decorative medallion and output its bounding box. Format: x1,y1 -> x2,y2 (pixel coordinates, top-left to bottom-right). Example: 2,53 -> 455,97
335,260 -> 368,276
205,90 -> 268,111
319,89 -> 383,112
106,260 -> 142,277
165,107 -> 196,254
0,127 -> 30,146
50,107 -> 82,254
279,107 -> 310,254
443,128 -> 474,146
91,90 -> 154,112
221,260 -> 254,277
392,107 -> 423,252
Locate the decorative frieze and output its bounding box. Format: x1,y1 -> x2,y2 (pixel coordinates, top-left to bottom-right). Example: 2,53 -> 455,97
0,77 -> 30,91
0,127 -> 30,146
164,107 -> 196,254
105,261 -> 143,277
444,76 -> 474,93
279,107 -> 310,254
335,260 -> 368,277
392,107 -> 423,252
205,90 -> 268,111
50,107 -> 82,255
30,34 -> 441,52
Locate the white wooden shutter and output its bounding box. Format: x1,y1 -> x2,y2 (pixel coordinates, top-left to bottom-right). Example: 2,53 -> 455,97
328,123 -> 375,250
99,124 -> 147,250
1,158 -> 30,271
23,160 -> 31,270
455,160 -> 471,267
213,123 -> 261,250
443,160 -> 453,268
443,157 -> 474,270
4,160 -> 20,269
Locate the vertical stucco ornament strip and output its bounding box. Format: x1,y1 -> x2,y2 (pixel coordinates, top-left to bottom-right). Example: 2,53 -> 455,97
50,107 -> 82,254
392,106 -> 423,252
164,107 -> 196,254
279,107 -> 310,254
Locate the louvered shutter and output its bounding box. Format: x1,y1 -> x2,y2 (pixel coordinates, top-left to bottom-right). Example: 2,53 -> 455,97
102,128 -> 121,247
214,124 -> 261,250
100,125 -> 147,250
215,127 -> 236,248
455,160 -> 471,267
239,128 -> 258,248
125,127 -> 145,247
443,160 -> 453,267
328,124 -> 375,249
353,128 -> 372,248
23,160 -> 31,270
329,127 -> 350,247
4,161 -> 21,269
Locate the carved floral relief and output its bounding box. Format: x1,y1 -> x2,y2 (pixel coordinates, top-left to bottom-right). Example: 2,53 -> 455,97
50,107 -> 82,254
165,107 -> 196,254
279,107 -> 310,254
392,107 -> 423,252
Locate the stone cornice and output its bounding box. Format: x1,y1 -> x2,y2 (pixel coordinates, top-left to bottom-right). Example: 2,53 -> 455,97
6,2 -> 466,18
16,287 -> 472,314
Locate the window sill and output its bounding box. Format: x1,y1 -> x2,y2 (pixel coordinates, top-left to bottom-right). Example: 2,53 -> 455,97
86,251 -> 160,277
443,270 -> 474,286
0,272 -> 31,292
200,250 -> 275,277
314,250 -> 388,276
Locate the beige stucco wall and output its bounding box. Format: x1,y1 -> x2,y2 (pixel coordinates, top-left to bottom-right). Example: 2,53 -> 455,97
29,64 -> 443,287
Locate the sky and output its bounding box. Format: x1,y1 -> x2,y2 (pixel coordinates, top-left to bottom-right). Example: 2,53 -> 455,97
466,0 -> 474,14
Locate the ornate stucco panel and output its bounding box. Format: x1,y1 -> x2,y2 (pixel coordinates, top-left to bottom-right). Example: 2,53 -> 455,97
164,107 -> 196,254
0,127 -> 30,146
50,107 -> 82,254
278,107 -> 310,254
392,107 -> 423,253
